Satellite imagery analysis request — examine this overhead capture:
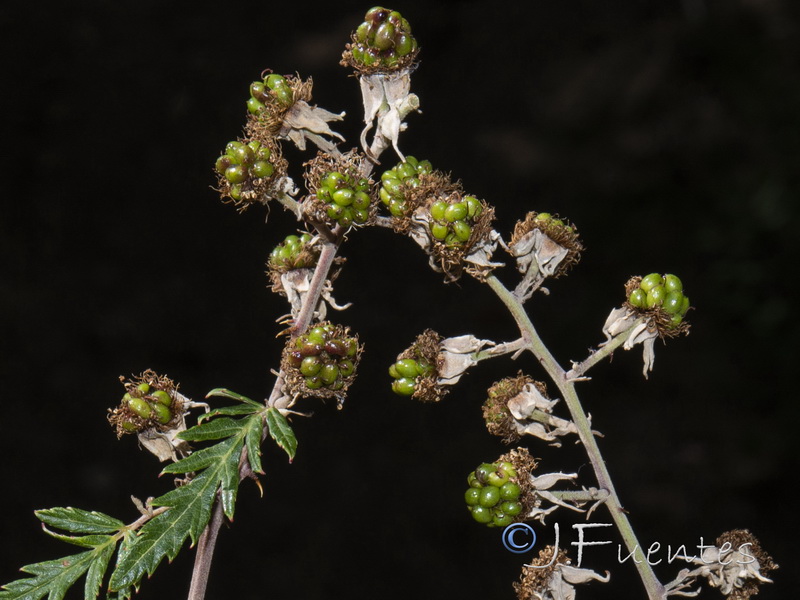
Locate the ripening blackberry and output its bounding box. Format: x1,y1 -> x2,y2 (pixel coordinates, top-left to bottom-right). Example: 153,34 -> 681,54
379,155 -> 433,217
344,7 -> 418,71
626,273 -> 690,329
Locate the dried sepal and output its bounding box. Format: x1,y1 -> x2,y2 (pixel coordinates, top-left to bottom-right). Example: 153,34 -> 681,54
484,373 -> 582,446
601,307 -> 659,377
515,546 -> 610,600
245,74 -> 345,154
509,211 -> 584,301
407,193 -> 501,282
438,334 -> 496,384
356,70 -> 420,162
679,529 -> 777,600
280,321 -> 362,407
624,275 -> 691,339
107,369 -> 208,462
301,149 -> 377,228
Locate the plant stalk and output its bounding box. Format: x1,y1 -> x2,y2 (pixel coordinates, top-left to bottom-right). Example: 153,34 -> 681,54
485,273 -> 666,600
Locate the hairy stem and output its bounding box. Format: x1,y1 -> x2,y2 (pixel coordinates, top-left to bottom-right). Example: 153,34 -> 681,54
566,321 -> 643,380
485,273 -> 666,600
187,499 -> 225,600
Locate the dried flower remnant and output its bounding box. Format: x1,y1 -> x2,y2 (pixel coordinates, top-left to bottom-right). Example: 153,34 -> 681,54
677,530 -> 777,600
483,373 -> 583,446
508,211 -> 583,301
108,370 -> 208,462
245,73 -> 345,154
515,546 -> 610,600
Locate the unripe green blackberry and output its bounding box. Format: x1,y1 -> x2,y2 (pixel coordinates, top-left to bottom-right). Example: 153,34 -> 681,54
379,156 -> 433,217
315,169 -> 372,227
625,273 -> 691,332
108,370 -> 181,437
214,138 -> 285,209
247,73 -> 295,116
343,7 -> 418,72
282,322 -> 361,399
425,194 -> 484,249
464,458 -> 526,528
268,232 -> 318,271
388,329 -> 443,402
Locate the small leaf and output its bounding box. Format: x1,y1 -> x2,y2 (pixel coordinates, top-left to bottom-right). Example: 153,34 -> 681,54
199,404 -> 259,422
244,415 -> 264,474
0,536 -> 118,600
41,527 -> 113,549
83,542 -> 114,600
205,388 -> 262,407
180,417 -> 248,442
266,408 -> 297,461
35,508 -> 124,535
161,436 -> 236,475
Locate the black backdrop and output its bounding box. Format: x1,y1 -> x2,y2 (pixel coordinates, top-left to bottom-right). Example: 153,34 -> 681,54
1,1 -> 797,599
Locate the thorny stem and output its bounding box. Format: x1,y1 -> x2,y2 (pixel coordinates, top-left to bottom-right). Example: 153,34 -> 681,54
566,321 -> 643,381
472,337 -> 526,362
485,273 -> 667,600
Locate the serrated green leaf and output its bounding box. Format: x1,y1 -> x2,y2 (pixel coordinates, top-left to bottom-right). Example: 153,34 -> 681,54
266,407 -> 297,461
41,527 -> 113,549
244,415 -> 264,474
109,468 -> 219,591
0,536 -> 118,600
35,508 -> 124,535
179,416 -> 249,442
199,403 -> 259,422
205,388 -> 261,407
83,542 -> 114,600
161,436 -> 236,475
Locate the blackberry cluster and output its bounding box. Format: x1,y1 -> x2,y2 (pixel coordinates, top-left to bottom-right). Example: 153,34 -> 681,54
379,156 -> 432,217
247,73 -> 293,114
215,140 -> 276,201
285,323 -> 359,392
350,7 -> 417,69
428,195 -> 483,247
316,170 -> 372,227
627,273 -> 690,327
268,232 -> 317,270
465,461 -> 524,527
117,383 -> 175,432
389,357 -> 435,396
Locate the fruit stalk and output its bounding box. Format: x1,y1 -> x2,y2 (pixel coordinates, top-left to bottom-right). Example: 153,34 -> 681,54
484,273 -> 667,600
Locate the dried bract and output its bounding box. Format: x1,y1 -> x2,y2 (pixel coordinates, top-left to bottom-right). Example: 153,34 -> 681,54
515,546 -> 610,600
484,373 -> 583,446
509,211 -> 583,301
679,530 -> 777,600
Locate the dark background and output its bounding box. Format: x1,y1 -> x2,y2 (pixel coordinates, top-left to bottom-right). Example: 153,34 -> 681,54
1,1 -> 797,598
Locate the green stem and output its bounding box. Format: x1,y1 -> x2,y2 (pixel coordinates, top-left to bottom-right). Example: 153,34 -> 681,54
485,273 -> 666,600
